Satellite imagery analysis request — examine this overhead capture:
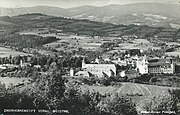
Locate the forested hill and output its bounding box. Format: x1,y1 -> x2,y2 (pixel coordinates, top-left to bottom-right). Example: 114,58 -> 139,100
1,3 -> 180,27
0,13 -> 180,40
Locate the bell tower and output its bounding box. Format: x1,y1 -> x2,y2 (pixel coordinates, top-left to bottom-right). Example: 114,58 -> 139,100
82,58 -> 86,68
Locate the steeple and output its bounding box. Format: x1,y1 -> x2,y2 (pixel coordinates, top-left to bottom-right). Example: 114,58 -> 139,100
82,58 -> 86,68
20,59 -> 23,67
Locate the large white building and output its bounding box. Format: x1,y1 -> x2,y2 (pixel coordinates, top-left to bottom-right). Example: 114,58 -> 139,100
136,56 -> 148,74
136,56 -> 175,74
75,59 -> 116,78
148,58 -> 175,74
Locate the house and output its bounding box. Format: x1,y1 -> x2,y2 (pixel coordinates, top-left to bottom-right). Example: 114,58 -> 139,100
75,59 -> 116,78
148,58 -> 175,74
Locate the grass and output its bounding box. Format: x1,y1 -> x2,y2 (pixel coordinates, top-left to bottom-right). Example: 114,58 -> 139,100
165,49 -> 180,56
0,47 -> 31,58
0,77 -> 30,88
80,82 -> 177,96
80,82 -> 178,107
118,39 -> 161,50
43,35 -> 112,51
44,35 -> 159,52
0,20 -> 12,25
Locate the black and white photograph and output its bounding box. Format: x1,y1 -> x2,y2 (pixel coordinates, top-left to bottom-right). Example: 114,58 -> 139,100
0,0 -> 180,114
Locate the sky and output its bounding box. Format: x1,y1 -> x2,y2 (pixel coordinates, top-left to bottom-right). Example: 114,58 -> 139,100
0,0 -> 179,8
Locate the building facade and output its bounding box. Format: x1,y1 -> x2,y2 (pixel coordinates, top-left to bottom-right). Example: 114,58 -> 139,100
76,59 -> 116,78
135,56 -> 175,74
148,59 -> 175,74
136,56 -> 148,74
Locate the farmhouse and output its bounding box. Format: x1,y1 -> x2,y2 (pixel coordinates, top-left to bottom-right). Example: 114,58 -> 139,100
75,59 -> 116,78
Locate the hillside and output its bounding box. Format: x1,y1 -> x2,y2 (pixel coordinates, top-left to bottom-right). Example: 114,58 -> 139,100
0,13 -> 180,40
81,82 -> 177,96
1,3 -> 180,27
80,82 -> 179,106
0,6 -> 70,17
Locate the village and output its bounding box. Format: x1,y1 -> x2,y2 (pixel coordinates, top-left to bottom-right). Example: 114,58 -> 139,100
0,37 -> 178,87
1,8 -> 180,114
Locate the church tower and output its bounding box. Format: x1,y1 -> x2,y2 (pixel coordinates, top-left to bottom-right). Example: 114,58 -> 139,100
82,58 -> 86,68
70,68 -> 74,76
20,59 -> 23,67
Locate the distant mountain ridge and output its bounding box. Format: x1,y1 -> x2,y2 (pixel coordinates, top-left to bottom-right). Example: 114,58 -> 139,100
1,3 -> 180,27
0,13 -> 180,40
0,6 -> 70,17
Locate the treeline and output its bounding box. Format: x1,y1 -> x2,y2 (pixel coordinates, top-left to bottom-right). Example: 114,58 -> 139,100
0,54 -> 83,78
0,34 -> 57,49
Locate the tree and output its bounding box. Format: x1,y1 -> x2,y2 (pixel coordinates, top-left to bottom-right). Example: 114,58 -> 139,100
27,71 -> 66,110
62,82 -> 101,115
139,92 -> 177,115
98,94 -> 137,115
0,83 -> 37,112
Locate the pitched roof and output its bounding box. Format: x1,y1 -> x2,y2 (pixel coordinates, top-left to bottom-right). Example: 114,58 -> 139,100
148,59 -> 172,66
84,64 -> 116,69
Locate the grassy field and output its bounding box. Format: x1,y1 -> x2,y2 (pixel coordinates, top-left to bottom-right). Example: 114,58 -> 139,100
118,39 -> 161,50
80,82 -> 177,96
165,49 -> 180,56
19,28 -> 49,35
80,82 -> 178,108
166,42 -> 180,46
0,20 -> 12,25
0,47 -> 31,57
45,37 -> 160,52
0,77 -> 30,88
19,27 -> 162,52
44,35 -> 113,51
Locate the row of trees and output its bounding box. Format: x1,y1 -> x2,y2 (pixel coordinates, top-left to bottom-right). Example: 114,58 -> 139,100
0,34 -> 57,49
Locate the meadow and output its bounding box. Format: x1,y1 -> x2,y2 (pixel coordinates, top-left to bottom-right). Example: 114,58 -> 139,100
118,39 -> 161,50
80,82 -> 178,109
0,77 -> 30,88
44,35 -> 113,51
165,49 -> 180,57
80,82 -> 177,96
0,47 -> 30,58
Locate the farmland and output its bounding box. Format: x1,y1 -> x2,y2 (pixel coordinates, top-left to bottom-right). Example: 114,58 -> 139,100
118,39 -> 161,50
166,49 -> 180,57
80,82 -> 178,108
0,47 -> 30,57
165,42 -> 180,56
43,35 -> 114,51
45,37 -> 161,52
0,77 -> 30,88
80,82 -> 177,96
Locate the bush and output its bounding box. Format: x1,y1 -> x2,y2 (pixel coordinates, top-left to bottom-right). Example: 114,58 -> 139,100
98,94 -> 137,115
139,92 -> 177,115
